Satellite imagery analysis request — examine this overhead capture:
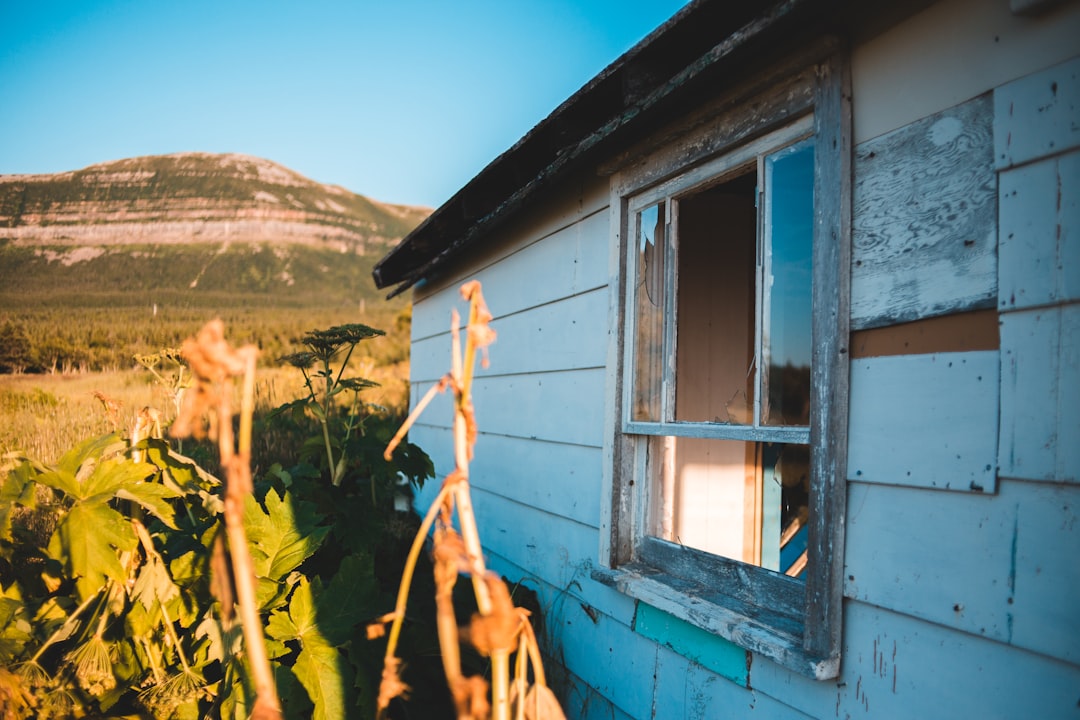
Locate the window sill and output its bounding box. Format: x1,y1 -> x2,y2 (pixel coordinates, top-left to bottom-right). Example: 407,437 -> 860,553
591,563 -> 840,680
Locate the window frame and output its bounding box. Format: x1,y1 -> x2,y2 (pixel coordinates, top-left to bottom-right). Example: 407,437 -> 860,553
596,53 -> 851,680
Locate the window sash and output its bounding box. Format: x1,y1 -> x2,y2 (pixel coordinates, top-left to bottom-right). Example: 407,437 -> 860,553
623,119 -> 814,433
601,52 -> 850,679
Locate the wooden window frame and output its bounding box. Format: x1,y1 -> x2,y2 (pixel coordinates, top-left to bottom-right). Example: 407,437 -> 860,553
596,52 -> 851,680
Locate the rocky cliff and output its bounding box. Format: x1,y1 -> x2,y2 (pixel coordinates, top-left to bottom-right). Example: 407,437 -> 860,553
0,153 -> 429,256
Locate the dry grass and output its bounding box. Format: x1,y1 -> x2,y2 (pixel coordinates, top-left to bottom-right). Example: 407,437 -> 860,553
0,360 -> 409,464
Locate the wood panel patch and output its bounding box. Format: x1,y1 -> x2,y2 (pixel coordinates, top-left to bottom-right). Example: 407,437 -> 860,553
847,351 -> 999,493
851,94 -> 997,330
850,309 -> 999,358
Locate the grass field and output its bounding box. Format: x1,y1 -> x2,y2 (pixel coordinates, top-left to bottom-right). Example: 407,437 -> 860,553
0,344 -> 410,465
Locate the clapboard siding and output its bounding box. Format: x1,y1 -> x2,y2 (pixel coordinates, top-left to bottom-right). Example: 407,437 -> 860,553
408,425 -> 602,527
748,600 -> 1080,720
412,369 -> 607,447
411,207 -> 609,341
994,55 -> 1080,170
851,94 -> 997,330
999,150 -> 1080,311
845,479 -> 1080,664
847,351 -> 999,492
410,287 -> 609,381
999,304 -> 1080,483
653,645 -> 814,720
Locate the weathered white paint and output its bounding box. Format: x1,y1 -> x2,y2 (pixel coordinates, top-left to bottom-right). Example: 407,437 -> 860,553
846,479 -> 1080,664
400,3 -> 1080,717
851,0 -> 1080,145
999,304 -> 1080,483
851,95 -> 997,329
653,646 -> 814,720
847,351 -> 999,492
411,425 -> 602,527
749,600 -> 1080,719
999,150 -> 1080,311
994,55 -> 1080,170
410,287 -> 609,382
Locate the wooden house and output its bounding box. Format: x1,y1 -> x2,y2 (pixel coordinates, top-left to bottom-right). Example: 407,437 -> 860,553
374,0 -> 1079,716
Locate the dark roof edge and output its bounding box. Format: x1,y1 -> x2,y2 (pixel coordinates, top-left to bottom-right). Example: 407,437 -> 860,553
373,0 -> 909,297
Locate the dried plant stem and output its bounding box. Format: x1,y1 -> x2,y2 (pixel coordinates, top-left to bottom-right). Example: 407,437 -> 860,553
173,321 -> 281,719
221,354 -> 280,719
378,283 -> 564,720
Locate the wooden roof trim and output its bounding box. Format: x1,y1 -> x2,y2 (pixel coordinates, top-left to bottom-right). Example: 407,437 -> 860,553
372,0 -> 823,297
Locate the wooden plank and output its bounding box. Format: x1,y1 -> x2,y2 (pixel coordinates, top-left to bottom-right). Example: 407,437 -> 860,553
849,309 -> 999,358
851,94 -> 997,329
1011,481 -> 1080,666
999,151 -> 1080,311
999,305 -> 1080,483
844,482 -> 1015,643
410,287 -> 609,381
804,51 -> 852,668
748,599 -> 1080,720
653,645 -> 815,720
405,425 -> 602,527
410,208 -> 610,340
847,351 -> 999,492
636,604 -> 748,686
408,367 -> 607,448
994,55 -> 1080,170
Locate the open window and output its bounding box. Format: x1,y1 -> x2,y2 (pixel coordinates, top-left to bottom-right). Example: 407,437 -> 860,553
599,55 -> 850,679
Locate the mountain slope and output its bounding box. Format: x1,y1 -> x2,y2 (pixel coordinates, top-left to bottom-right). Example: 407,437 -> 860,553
0,152 -> 428,252
0,153 -> 429,309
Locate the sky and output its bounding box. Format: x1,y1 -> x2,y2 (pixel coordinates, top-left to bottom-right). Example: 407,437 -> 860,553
0,0 -> 688,209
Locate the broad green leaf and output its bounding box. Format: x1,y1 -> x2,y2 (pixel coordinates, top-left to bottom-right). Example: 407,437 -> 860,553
83,456 -> 156,498
34,467 -> 81,499
49,501 -> 137,600
115,481 -> 182,529
292,638 -> 349,720
266,604 -> 299,644
315,554 -> 380,646
55,432 -> 124,477
131,553 -> 180,610
144,438 -> 221,491
243,489 -> 329,581
288,576 -> 319,641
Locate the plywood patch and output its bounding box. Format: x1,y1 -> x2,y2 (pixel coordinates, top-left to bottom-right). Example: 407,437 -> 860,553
851,94 -> 997,330
850,309 -> 999,358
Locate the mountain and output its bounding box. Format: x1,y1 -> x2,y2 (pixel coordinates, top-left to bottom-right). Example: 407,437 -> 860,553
0,153 -> 429,309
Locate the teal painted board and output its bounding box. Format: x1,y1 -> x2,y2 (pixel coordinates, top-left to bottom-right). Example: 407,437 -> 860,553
558,673 -> 633,720
847,351 -> 999,492
749,599 -> 1080,720
1011,481 -> 1080,666
652,645 -> 814,720
634,603 -> 748,685
999,305 -> 1080,483
851,94 -> 997,329
999,152 -> 1080,311
410,286 -> 610,381
548,602 -> 658,720
994,55 -> 1080,170
845,482 -> 1016,643
411,425 -> 603,527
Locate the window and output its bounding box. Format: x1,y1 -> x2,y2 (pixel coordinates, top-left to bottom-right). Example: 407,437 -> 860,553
598,56 -> 850,679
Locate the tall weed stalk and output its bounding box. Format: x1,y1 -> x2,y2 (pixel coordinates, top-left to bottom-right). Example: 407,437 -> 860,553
373,281 -> 565,720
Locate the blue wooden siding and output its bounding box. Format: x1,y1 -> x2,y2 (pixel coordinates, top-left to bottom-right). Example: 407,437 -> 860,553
406,35 -> 1080,720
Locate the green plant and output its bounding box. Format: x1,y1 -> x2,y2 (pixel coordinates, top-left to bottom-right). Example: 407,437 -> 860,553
277,323 -> 386,487
0,318 -> 436,719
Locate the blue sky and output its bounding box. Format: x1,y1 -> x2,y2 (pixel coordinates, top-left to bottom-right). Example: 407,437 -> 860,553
0,0 -> 687,208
